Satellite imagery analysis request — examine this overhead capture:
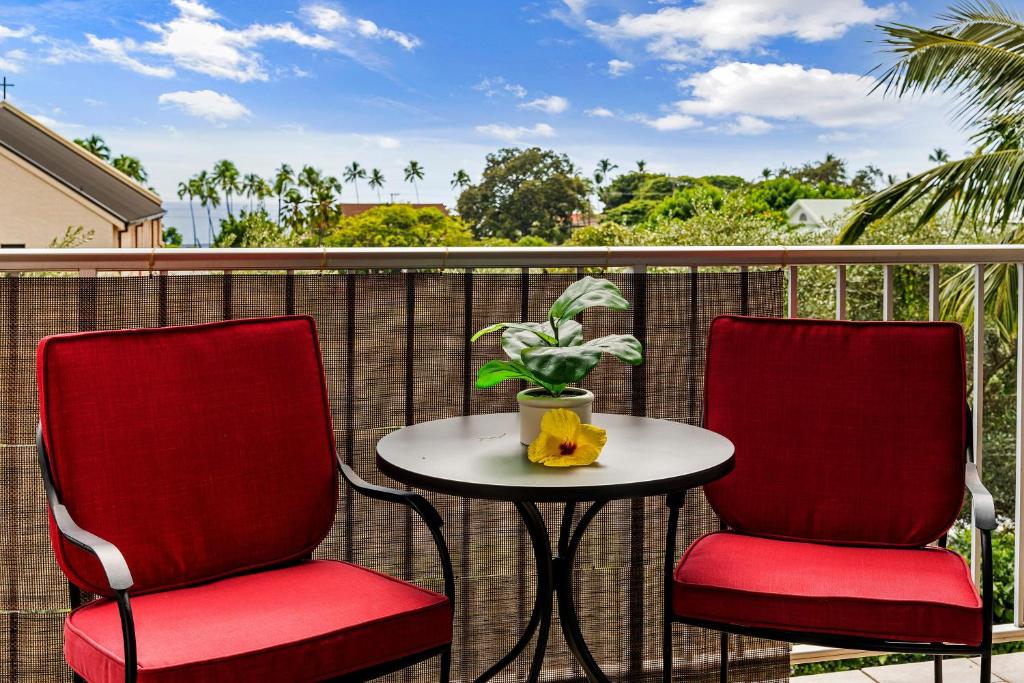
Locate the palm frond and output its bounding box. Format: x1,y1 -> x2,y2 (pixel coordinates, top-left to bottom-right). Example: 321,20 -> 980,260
839,148 -> 1024,243
874,3 -> 1024,121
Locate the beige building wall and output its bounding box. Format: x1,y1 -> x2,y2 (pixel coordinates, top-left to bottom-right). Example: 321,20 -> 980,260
0,145 -> 125,248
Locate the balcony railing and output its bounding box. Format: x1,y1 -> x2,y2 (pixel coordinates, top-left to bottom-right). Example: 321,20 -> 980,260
3,244 -> 1024,672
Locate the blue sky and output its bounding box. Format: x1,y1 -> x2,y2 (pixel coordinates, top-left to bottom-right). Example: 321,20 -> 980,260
0,0 -> 966,204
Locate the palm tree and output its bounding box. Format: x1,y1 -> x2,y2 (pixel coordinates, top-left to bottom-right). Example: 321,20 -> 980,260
297,165 -> 322,196
761,167 -> 772,181
929,147 -> 951,164
596,159 -> 617,183
272,164 -> 294,226
841,2 -> 1024,243
404,161 -> 424,202
451,169 -> 471,191
74,134 -> 110,161
177,180 -> 199,247
636,159 -> 647,175
368,169 -> 386,202
241,172 -> 263,212
343,161 -> 367,203
283,188 -> 305,234
111,155 -> 148,184
212,160 -> 241,218
192,171 -> 219,244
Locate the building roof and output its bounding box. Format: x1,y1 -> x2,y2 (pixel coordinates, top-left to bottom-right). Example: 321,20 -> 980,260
787,199 -> 857,228
338,203 -> 448,218
0,102 -> 163,223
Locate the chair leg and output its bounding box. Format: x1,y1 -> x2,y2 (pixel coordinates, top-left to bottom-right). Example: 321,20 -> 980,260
663,620 -> 673,683
720,631 -> 729,683
980,648 -> 991,682
439,646 -> 451,683
933,654 -> 942,683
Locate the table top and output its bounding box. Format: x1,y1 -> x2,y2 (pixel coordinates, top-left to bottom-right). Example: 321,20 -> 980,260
376,413 -> 734,502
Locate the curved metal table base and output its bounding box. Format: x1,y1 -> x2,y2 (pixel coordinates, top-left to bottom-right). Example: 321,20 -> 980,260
475,500 -> 610,683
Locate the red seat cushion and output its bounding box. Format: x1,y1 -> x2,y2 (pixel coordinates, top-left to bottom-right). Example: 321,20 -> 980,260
64,560 -> 452,683
704,316 -> 967,547
673,532 -> 983,646
37,316 -> 337,596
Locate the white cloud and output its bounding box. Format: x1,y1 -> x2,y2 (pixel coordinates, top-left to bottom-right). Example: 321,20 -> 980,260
607,59 -> 634,77
303,4 -> 420,50
582,0 -> 894,60
474,76 -> 527,99
0,25 -> 33,41
356,134 -> 402,149
644,113 -> 701,131
86,34 -> 175,78
475,123 -> 556,141
81,0 -> 333,82
675,61 -> 904,128
586,107 -> 615,118
727,114 -> 772,135
519,95 -> 569,114
158,89 -> 251,122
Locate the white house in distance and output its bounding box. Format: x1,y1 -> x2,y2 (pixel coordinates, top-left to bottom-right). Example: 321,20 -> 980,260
787,199 -> 858,231
0,101 -> 163,248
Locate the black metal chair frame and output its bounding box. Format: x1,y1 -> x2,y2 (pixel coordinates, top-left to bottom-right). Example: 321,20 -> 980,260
662,408 -> 995,683
36,425 -> 456,683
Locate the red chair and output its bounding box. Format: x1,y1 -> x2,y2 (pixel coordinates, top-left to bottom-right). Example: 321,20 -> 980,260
664,316 -> 994,682
35,316 -> 454,683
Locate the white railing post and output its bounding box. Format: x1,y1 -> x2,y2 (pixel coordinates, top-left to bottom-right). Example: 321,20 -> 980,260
973,264 -> 986,579
836,265 -> 847,320
882,265 -> 894,321
1017,263 -> 1024,626
929,265 -> 940,321
788,265 -> 798,318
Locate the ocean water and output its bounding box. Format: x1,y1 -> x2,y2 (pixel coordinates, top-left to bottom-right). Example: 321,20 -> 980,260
162,200 -> 233,247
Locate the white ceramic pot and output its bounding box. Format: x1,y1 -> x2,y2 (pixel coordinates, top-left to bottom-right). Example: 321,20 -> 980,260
517,387 -> 594,445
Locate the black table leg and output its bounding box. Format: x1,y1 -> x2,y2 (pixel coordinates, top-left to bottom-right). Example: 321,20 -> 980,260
475,500 -> 610,683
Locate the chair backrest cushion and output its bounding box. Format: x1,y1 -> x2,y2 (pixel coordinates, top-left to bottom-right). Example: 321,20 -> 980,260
703,316 -> 967,547
38,316 -> 337,595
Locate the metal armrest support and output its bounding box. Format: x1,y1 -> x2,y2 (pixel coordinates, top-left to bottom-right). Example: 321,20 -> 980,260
966,462 -> 996,531
337,457 -> 456,603
36,425 -> 135,592
37,424 -> 138,683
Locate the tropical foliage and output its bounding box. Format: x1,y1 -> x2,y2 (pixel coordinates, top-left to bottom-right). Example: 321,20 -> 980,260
73,134 -> 150,186
325,204 -> 473,248
472,277 -> 643,397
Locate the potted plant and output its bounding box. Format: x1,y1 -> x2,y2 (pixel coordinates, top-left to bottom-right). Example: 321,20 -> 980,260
472,277 -> 644,444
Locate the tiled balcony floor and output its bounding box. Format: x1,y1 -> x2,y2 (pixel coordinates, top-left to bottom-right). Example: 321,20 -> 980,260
798,653 -> 1024,682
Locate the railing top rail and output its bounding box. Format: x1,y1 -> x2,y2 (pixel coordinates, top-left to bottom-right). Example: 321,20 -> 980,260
2,245 -> 1024,271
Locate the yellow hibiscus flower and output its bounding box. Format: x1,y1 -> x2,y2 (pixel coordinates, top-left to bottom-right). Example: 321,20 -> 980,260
527,409 -> 607,467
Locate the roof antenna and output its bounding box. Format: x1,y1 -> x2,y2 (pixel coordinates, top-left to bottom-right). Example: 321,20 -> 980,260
0,77 -> 13,101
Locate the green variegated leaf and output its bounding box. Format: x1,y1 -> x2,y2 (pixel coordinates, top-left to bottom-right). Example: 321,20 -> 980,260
547,277 -> 629,325
471,322 -> 557,345
501,320 -> 582,361
521,345 -> 603,386
475,359 -> 566,396
583,334 -> 644,365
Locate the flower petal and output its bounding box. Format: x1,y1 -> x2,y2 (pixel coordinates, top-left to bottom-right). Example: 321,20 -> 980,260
539,408 -> 582,441
527,432 -> 563,465
576,423 -> 608,451
550,442 -> 601,467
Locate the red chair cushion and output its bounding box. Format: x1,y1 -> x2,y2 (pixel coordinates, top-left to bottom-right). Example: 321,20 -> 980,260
703,316 -> 967,547
64,560 -> 452,683
673,532 -> 982,646
37,316 -> 337,596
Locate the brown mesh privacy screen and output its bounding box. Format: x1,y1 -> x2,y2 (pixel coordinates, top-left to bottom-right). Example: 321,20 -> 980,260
0,270 -> 787,682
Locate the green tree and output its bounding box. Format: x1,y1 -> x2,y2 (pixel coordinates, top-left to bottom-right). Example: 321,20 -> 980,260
214,209 -> 287,247
404,160 -> 424,202
283,188 -> 305,233
111,154 -> 148,184
196,171 -> 220,244
635,159 -> 647,175
177,180 -> 199,247
842,2 -> 1024,242
272,164 -> 294,226
74,134 -> 110,161
212,159 -> 241,217
699,175 -> 747,191
369,168 -> 386,202
326,204 -> 473,247
746,177 -> 857,214
456,147 -> 591,242
161,225 -> 183,247
49,225 -> 95,248
451,169 -> 471,191
652,184 -> 725,222
241,172 -> 263,212
343,161 -> 367,203
929,147 -> 951,164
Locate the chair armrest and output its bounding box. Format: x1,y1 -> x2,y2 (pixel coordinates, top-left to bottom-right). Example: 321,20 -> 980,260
36,425 -> 134,592
337,458 -> 444,530
966,461 -> 997,531
337,455 -> 454,604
